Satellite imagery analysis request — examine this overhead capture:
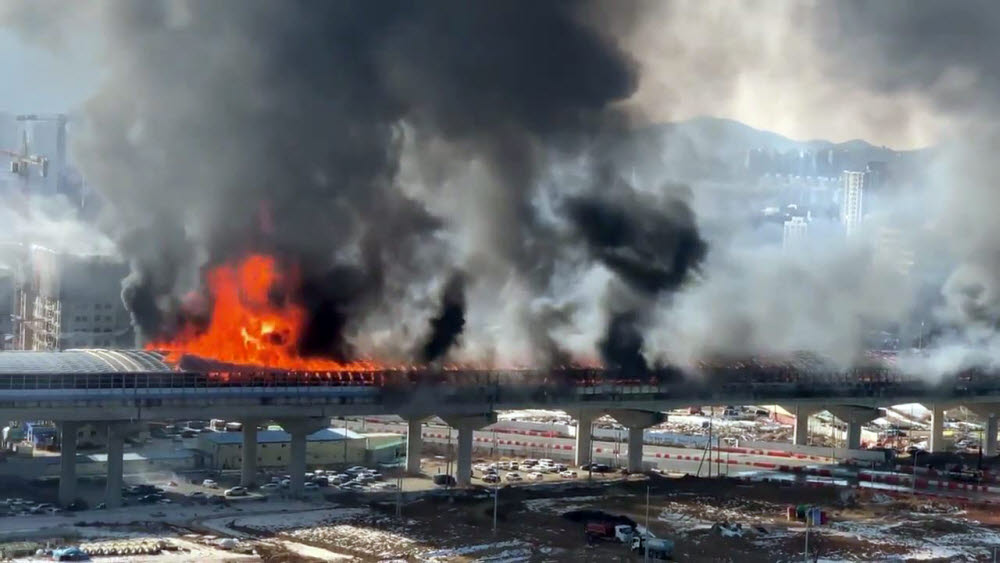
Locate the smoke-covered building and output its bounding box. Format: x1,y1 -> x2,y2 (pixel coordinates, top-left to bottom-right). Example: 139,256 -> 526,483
0,268 -> 11,350
875,226 -> 916,277
782,215 -> 809,252
840,170 -> 866,236
12,246 -> 134,350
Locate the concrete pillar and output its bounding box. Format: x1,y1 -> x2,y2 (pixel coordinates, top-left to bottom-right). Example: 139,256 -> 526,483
930,404 -> 944,453
241,422 -> 258,487
58,421 -> 79,507
846,421 -> 862,451
406,418 -> 424,475
278,418 -> 327,497
574,411 -> 594,467
456,425 -> 474,487
606,410 -> 665,474
105,424 -> 125,509
289,427 -> 307,497
986,416 -> 998,457
627,426 -> 644,472
793,407 -> 809,446
826,405 -> 881,451
440,413 -> 497,487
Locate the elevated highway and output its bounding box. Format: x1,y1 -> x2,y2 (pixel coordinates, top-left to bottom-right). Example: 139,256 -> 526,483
3,349 -> 1000,507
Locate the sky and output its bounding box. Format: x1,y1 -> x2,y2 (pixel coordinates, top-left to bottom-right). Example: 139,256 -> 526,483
0,29 -> 99,115
0,8 -> 948,151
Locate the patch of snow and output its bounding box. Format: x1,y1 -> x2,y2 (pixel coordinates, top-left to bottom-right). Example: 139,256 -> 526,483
280,540 -> 354,561
424,540 -> 526,558
522,495 -> 603,513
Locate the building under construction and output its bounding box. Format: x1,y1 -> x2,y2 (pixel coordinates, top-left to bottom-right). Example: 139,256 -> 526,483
10,245 -> 134,350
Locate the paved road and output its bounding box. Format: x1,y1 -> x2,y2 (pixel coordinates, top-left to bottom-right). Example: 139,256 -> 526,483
342,419 -> 819,475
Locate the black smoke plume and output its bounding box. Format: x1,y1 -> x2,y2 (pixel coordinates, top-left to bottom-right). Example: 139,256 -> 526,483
568,184 -> 707,372
420,272 -> 467,363
34,0 -> 641,362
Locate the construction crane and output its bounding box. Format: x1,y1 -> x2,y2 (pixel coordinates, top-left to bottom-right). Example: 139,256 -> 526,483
14,113 -> 68,186
1,130 -> 48,181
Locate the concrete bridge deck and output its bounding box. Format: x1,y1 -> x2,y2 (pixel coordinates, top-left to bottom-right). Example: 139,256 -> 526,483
3,349 -> 1000,509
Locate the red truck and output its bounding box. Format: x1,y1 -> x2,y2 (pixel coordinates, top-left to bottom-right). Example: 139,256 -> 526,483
585,521 -> 634,543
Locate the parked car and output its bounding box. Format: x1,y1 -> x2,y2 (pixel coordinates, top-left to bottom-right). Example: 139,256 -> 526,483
202,479 -> 219,489
505,472 -> 523,482
52,547 -> 89,561
345,466 -> 368,475
303,482 -> 319,491
432,474 -> 457,487
482,474 -> 500,484
188,491 -> 207,499
280,479 -> 291,488
224,486 -> 248,497
259,483 -> 280,492
527,472 -> 544,481
559,470 -> 578,479
313,477 -> 330,487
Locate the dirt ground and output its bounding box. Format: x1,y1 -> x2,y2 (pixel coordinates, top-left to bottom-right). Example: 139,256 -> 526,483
230,476 -> 1000,561
7,474 -> 1000,561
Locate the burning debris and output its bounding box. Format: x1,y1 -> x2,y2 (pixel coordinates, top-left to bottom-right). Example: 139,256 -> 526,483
151,254 -> 380,371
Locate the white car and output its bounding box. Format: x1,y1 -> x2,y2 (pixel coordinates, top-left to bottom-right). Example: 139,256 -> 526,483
527,472 -> 544,481
260,483 -> 280,491
504,472 -> 523,482
202,479 -> 219,489
559,470 -> 578,479
303,482 -> 319,491
224,486 -> 248,497
497,461 -> 511,470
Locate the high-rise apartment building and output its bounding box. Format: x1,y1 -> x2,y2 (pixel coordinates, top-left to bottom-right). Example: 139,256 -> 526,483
12,246 -> 134,350
840,170 -> 866,236
782,216 -> 809,251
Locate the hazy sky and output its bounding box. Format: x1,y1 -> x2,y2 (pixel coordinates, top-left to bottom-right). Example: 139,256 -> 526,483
0,30 -> 99,115
0,2 -> 961,150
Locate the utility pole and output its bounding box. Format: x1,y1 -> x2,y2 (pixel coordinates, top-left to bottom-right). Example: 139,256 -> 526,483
804,516 -> 811,562
588,418 -> 595,481
708,406 -> 714,479
493,485 -> 499,534
644,485 -> 651,563
395,476 -> 403,518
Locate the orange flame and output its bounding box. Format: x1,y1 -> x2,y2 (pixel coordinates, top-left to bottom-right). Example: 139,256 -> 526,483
148,254 -> 380,371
